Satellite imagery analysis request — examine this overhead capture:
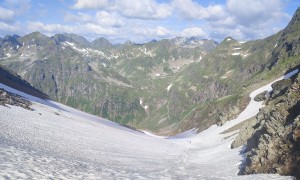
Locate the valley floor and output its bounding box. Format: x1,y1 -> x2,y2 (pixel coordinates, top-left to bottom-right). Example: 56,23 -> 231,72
0,70 -> 298,179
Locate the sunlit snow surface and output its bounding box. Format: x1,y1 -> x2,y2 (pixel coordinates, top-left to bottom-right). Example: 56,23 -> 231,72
0,69 -> 298,179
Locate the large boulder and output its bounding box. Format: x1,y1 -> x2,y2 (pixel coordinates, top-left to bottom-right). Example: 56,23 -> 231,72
254,91 -> 268,102
270,79 -> 292,99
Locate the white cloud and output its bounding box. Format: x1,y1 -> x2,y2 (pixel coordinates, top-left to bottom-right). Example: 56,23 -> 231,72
0,6 -> 20,36
0,22 -> 19,33
172,0 -> 227,20
226,0 -> 288,27
170,0 -> 290,41
27,21 -> 75,34
72,0 -> 109,9
115,0 -> 172,19
0,0 -> 292,43
71,0 -> 172,20
0,6 -> 15,22
26,21 -> 116,37
64,11 -> 124,28
3,0 -> 31,15
95,11 -> 124,27
201,0 -> 290,41
132,26 -> 171,37
180,27 -> 208,38
64,12 -> 93,23
82,23 -> 116,35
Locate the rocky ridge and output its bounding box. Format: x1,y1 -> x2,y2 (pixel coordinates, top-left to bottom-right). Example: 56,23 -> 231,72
232,72 -> 300,178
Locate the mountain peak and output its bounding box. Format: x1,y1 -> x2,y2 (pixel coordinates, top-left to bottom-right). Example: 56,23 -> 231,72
19,32 -> 51,46
23,31 -> 48,39
3,34 -> 20,41
90,37 -> 112,49
219,36 -> 237,45
124,40 -> 134,46
224,36 -> 235,41
283,7 -> 300,35
52,33 -> 89,46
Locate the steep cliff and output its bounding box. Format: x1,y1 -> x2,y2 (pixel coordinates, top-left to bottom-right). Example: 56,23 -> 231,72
233,72 -> 300,178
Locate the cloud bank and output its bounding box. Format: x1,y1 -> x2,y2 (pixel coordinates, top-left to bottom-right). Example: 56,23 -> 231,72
0,0 -> 294,43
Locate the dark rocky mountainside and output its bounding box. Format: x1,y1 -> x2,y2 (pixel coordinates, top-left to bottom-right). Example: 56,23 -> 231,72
0,65 -> 47,99
233,72 -> 300,179
0,65 -> 40,110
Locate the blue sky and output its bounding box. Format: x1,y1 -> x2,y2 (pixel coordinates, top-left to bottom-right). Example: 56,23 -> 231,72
0,0 -> 299,43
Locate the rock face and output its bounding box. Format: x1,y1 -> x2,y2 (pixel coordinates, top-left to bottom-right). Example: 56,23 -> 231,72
0,65 -> 48,99
254,91 -> 268,102
0,89 -> 32,110
237,73 -> 300,179
231,117 -> 257,148
271,79 -> 292,99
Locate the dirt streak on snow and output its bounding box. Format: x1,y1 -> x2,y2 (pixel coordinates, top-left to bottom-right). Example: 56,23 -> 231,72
0,69 -> 298,179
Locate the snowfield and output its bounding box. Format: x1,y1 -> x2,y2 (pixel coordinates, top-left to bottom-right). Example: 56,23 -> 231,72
0,69 -> 298,179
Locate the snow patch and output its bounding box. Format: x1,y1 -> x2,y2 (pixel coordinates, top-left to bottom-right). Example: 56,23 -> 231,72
167,84 -> 172,91
63,41 -> 108,59
243,53 -> 250,57
139,98 -> 143,105
142,131 -> 167,139
139,98 -> 148,110
198,55 -> 202,62
102,63 -> 108,67
233,47 -> 241,50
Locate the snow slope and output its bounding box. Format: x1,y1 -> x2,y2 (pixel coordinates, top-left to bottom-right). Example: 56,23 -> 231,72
0,70 -> 298,179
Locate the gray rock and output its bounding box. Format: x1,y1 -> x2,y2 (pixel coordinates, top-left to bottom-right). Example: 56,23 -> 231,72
239,73 -> 300,179
0,88 -> 32,110
231,117 -> 257,148
270,79 -> 292,99
254,91 -> 268,102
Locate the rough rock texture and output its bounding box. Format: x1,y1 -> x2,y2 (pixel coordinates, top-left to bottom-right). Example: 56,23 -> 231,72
0,88 -> 32,110
254,91 -> 268,102
231,117 -> 257,148
0,65 -> 48,99
270,79 -> 292,99
238,73 -> 300,179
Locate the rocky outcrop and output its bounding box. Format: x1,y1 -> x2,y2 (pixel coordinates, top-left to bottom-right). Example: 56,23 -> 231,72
0,89 -> 32,110
231,117 -> 257,148
237,73 -> 300,179
270,79 -> 292,99
254,91 -> 268,102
